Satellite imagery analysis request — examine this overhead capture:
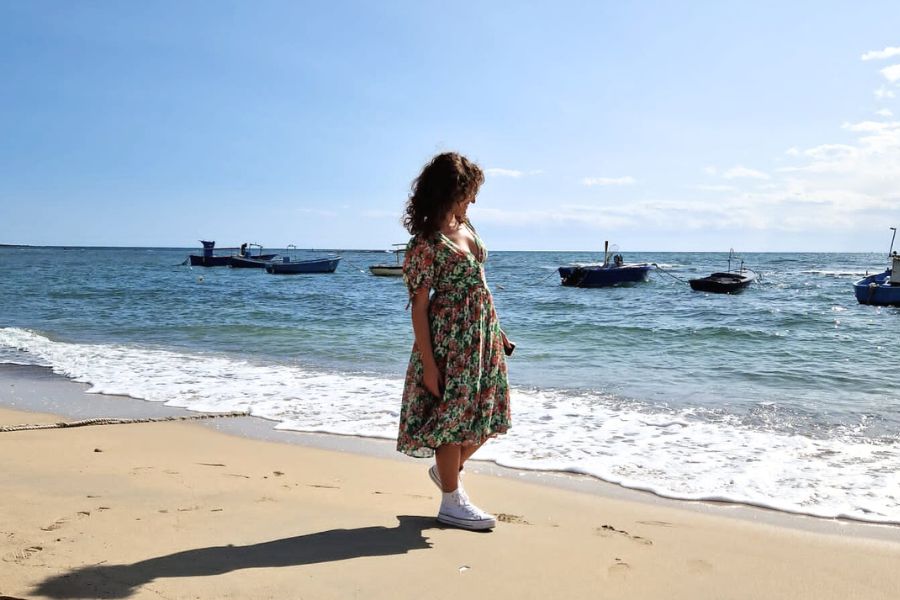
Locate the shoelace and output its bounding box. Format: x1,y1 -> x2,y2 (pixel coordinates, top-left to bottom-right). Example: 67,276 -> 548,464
452,492 -> 488,518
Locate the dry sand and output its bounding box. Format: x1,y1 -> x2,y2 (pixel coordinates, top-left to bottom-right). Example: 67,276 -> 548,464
1,383 -> 899,599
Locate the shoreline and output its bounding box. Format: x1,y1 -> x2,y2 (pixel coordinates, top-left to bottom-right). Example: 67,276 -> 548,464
2,363 -> 900,599
1,363 -> 897,542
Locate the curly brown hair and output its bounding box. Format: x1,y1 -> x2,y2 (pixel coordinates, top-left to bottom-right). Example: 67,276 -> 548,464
403,152 -> 485,237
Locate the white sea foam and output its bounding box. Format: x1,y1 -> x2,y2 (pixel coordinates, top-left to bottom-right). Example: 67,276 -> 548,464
2,326 -> 898,525
800,269 -> 870,277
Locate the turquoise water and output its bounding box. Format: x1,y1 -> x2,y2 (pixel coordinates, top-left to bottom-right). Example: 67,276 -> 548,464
1,246 -> 898,523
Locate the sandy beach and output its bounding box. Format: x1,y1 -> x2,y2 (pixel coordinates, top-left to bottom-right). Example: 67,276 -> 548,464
1,367 -> 899,600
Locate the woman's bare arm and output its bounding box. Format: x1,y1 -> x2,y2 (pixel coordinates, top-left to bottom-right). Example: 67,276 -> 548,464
410,287 -> 443,397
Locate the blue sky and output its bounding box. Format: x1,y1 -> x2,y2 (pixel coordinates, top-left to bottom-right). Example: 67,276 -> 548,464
2,1 -> 899,251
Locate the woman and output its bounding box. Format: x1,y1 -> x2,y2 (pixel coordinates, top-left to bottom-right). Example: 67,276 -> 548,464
398,152 -> 513,531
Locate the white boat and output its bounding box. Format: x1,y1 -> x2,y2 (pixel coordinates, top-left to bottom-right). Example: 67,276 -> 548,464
369,265 -> 403,276
369,244 -> 405,277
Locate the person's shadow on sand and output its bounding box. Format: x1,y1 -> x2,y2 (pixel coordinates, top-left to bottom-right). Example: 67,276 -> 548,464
33,515 -> 436,599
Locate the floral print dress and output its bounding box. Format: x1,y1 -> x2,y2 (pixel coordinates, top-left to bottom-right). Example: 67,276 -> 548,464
397,223 -> 511,458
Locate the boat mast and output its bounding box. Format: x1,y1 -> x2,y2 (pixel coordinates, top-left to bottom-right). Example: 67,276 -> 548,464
889,227 -> 897,258
603,241 -> 609,266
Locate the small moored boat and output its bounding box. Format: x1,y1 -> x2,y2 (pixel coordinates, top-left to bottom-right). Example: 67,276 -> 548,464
854,227 -> 900,306
689,250 -> 757,294
229,243 -> 278,268
264,246 -> 341,274
189,241 -> 232,267
559,241 -> 652,287
266,257 -> 341,274
189,241 -> 277,267
369,244 -> 405,277
689,271 -> 756,293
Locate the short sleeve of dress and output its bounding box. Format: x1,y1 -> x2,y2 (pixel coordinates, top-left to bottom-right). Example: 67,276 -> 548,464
403,235 -> 436,299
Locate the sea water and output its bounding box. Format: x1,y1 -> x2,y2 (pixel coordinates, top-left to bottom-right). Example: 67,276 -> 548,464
1,246 -> 898,524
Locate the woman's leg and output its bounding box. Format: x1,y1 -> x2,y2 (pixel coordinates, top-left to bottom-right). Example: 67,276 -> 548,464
434,444 -> 462,492
459,441 -> 484,471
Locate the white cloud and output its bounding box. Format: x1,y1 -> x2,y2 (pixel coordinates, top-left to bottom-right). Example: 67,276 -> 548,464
722,166 -> 770,180
485,168 -> 524,178
842,120 -> 900,132
880,64 -> 900,82
474,48 -> 900,241
695,184 -> 737,192
861,46 -> 900,61
581,176 -> 636,186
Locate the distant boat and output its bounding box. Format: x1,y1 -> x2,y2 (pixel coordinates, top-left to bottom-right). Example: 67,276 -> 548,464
559,241 -> 652,287
266,257 -> 341,274
854,227 -> 900,306
689,272 -> 756,293
189,241 -> 232,267
689,250 -> 757,294
189,241 -> 277,267
229,256 -> 271,269
264,245 -> 341,274
369,244 -> 405,277
229,243 -> 278,268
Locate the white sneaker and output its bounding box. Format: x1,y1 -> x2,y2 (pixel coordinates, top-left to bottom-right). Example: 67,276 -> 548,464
428,464 -> 465,491
437,489 -> 496,531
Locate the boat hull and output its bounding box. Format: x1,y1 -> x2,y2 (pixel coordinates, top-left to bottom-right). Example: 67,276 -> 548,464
854,270 -> 900,306
189,255 -> 232,267
689,272 -> 755,294
369,265 -> 403,277
229,255 -> 277,268
265,257 -> 341,274
558,264 -> 652,287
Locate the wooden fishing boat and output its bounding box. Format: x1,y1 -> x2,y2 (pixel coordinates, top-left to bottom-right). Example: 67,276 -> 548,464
689,271 -> 756,293
189,241 -> 232,267
854,228 -> 900,306
369,265 -> 403,276
264,246 -> 340,274
689,249 -> 757,294
189,241 -> 277,267
854,269 -> 900,306
369,244 -> 406,277
229,243 -> 278,268
266,257 -> 341,274
229,256 -> 271,268
559,241 -> 652,287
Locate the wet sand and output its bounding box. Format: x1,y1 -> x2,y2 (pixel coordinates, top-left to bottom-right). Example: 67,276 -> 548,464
1,365 -> 898,599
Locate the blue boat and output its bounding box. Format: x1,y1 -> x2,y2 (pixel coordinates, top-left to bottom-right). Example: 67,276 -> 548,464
854,228 -> 900,306
559,242 -> 652,287
265,248 -> 341,274
854,269 -> 900,306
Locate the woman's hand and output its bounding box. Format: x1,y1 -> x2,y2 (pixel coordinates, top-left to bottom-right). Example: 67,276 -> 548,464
500,329 -> 516,356
423,364 -> 444,398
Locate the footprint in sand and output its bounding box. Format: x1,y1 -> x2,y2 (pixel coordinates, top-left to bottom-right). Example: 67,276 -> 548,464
595,524 -> 652,545
637,520 -> 674,528
607,559 -> 632,578
41,518 -> 68,532
2,545 -> 43,564
497,513 -> 530,525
